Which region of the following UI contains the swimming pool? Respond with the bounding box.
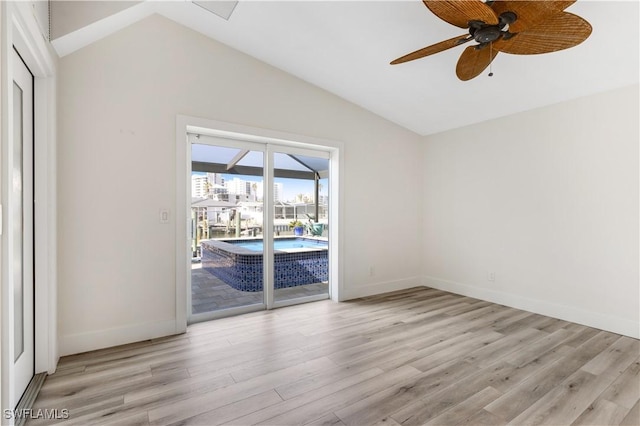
[201,237,328,292]
[229,238,328,251]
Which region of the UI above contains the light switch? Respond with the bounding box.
[160,209,170,224]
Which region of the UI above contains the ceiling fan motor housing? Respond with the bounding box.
[468,10,518,44]
[499,11,517,27]
[473,26,502,43]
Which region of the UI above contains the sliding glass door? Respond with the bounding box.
[188,135,330,322]
[271,149,330,306]
[190,138,266,320]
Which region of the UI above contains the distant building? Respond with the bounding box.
[194,174,286,203]
[192,173,226,198]
[226,177,248,195]
[191,175,208,198]
[274,183,283,203]
[207,172,224,187]
[294,193,314,204]
[255,182,283,203]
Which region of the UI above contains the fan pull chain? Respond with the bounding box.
[488,42,494,77]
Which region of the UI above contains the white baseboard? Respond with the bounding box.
[60,319,179,356]
[342,276,424,301]
[424,276,639,339]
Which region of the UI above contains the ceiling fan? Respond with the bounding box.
[391,0,592,81]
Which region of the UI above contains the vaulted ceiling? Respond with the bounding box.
[52,1,639,136]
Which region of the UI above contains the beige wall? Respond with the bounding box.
[51,1,141,40]
[57,15,424,355]
[422,85,639,337]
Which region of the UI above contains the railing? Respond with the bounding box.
[274,224,289,233]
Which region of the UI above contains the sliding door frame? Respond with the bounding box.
[187,136,267,324]
[267,144,331,310]
[175,115,343,330]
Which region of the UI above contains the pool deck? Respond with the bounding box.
[191,263,328,314]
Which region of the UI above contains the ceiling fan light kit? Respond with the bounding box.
[391,0,592,81]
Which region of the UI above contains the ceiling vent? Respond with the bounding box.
[192,1,238,21]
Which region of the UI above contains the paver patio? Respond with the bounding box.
[191,263,328,314]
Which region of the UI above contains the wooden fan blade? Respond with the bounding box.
[391,35,470,64]
[495,12,591,54]
[491,1,575,33]
[423,0,498,28]
[456,45,499,81]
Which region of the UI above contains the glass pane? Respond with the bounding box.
[191,144,242,164]
[13,82,24,361]
[273,155,329,303]
[290,155,330,174]
[273,152,312,172]
[236,151,264,168]
[191,145,265,315]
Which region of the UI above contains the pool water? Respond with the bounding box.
[230,238,327,251]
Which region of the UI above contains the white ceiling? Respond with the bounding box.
[53,1,639,136]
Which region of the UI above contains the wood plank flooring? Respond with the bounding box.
[28,287,639,425]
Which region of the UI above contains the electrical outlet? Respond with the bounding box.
[488,271,495,281]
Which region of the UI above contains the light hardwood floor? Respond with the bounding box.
[28,287,639,425]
